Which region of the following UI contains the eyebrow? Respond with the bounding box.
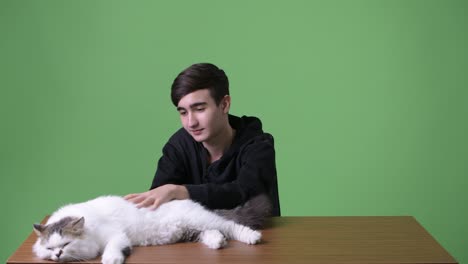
[177,102,207,112]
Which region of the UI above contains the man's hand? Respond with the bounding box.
[124,184,189,210]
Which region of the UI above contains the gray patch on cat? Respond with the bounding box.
[215,193,272,229]
[179,229,201,242]
[121,246,131,257]
[39,216,83,243]
[48,217,77,235]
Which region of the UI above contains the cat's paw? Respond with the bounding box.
[238,228,262,245]
[101,250,125,264]
[200,230,227,249]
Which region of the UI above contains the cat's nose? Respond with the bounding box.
[56,250,63,258]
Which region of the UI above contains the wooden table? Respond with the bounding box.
[7,216,457,264]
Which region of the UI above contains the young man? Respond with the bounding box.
[125,63,280,216]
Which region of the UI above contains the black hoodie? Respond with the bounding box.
[150,114,281,216]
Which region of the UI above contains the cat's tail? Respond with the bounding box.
[215,193,272,229]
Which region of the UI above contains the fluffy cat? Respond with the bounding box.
[32,194,271,264]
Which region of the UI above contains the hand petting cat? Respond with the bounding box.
[124,184,189,210]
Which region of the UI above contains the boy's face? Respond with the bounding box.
[176,89,230,144]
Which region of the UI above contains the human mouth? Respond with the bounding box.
[191,129,204,136]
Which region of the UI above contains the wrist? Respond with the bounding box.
[169,184,189,200]
[179,185,190,200]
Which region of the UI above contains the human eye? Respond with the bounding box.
[195,107,205,112]
[179,110,187,116]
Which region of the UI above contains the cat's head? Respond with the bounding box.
[33,216,100,262]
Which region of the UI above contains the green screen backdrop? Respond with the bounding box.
[1,1,467,263]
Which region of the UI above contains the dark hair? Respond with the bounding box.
[171,63,229,106]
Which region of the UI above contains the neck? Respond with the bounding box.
[203,125,236,164]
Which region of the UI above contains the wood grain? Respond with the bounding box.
[6,216,457,264]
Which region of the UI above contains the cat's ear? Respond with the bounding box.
[68,217,85,235]
[33,224,45,237]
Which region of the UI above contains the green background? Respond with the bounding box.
[1,0,467,263]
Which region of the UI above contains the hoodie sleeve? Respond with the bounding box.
[150,142,187,189]
[184,135,279,213]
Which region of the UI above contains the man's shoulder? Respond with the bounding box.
[233,132,275,165]
[237,132,275,156]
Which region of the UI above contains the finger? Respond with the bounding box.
[137,197,154,208]
[124,194,137,200]
[127,195,146,205]
[148,200,162,211]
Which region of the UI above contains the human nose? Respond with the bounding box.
[187,112,198,128]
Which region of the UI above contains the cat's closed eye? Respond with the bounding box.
[46,242,70,251]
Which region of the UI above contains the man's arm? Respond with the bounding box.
[125,142,189,209]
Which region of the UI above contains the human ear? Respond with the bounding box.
[221,95,231,114]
